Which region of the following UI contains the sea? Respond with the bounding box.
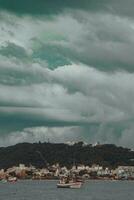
[0,180,134,200]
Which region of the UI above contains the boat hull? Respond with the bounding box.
[8,177,17,182]
[57,182,82,189]
[70,182,82,189]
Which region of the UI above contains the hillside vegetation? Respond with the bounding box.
[0,142,133,169]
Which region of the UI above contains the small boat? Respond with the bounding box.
[57,182,72,188]
[57,182,82,189]
[57,177,82,189]
[8,177,17,182]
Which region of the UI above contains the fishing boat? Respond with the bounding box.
[57,177,82,189]
[57,182,72,188]
[57,181,82,189]
[7,177,17,182]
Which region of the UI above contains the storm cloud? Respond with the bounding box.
[0,1,134,147]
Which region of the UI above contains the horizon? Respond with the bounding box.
[0,1,134,148]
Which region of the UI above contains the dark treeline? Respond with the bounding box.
[0,142,134,169]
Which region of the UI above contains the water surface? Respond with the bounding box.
[0,180,133,200]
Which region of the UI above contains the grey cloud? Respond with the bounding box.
[0,126,87,147]
[30,11,134,72]
[1,123,134,148]
[0,10,134,147]
[52,64,134,120]
[1,11,134,72]
[61,12,134,71]
[0,42,28,59]
[118,126,134,148]
[0,62,134,144]
[0,55,50,85]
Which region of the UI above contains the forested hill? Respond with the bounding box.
[0,142,133,169]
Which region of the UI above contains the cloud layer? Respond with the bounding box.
[0,2,134,147]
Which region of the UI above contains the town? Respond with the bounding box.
[0,141,134,182]
[0,163,134,182]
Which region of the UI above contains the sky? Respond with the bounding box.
[0,0,134,147]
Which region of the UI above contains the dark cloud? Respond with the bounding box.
[0,0,104,15]
[0,42,28,59]
[0,0,99,15]
[0,0,134,18]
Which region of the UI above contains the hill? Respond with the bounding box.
[0,142,133,169]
